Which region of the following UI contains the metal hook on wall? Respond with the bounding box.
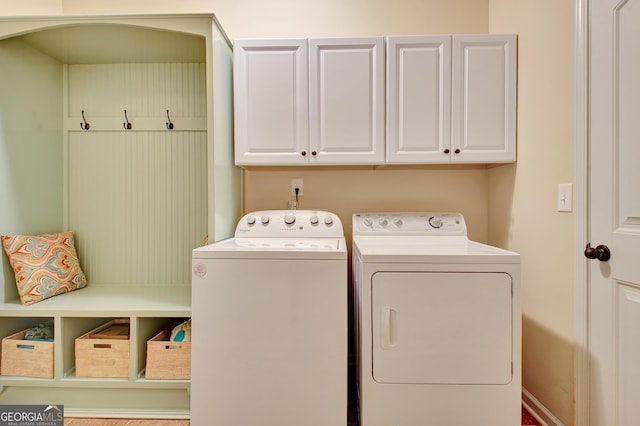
[123,110,132,130]
[166,110,174,130]
[80,110,90,130]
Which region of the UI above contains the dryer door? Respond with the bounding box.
[371,271,512,385]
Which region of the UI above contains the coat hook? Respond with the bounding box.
[80,110,90,130]
[166,110,174,130]
[123,110,132,130]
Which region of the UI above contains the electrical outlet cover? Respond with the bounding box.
[291,179,303,196]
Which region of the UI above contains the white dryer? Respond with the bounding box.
[352,212,521,426]
[191,210,347,426]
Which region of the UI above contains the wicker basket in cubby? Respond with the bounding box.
[145,321,191,380]
[1,328,54,378]
[75,319,130,378]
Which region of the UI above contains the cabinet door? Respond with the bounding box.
[386,36,451,164]
[451,34,516,163]
[234,39,309,165]
[309,37,385,164]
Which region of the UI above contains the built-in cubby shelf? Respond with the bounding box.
[0,290,193,416]
[0,13,240,417]
[0,303,190,381]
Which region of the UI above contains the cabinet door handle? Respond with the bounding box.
[311,151,317,156]
[444,149,450,154]
[454,149,461,154]
[301,151,307,156]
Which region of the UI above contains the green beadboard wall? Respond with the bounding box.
[64,63,209,287]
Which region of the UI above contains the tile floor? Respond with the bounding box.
[522,405,543,425]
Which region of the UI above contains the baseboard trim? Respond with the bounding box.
[64,408,190,419]
[522,388,565,426]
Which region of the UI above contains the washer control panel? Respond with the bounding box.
[236,210,343,238]
[353,212,467,236]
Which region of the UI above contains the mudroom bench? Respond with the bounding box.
[0,13,240,418]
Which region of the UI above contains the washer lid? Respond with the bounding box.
[192,237,347,260]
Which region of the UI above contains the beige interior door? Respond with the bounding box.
[588,0,640,424]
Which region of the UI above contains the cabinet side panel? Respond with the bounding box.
[0,38,63,303]
[210,29,241,241]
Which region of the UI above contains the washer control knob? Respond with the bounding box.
[284,213,296,225]
[324,215,334,225]
[310,215,319,225]
[246,215,256,225]
[261,215,270,225]
[429,216,443,228]
[363,217,373,227]
[393,218,403,227]
[379,218,389,227]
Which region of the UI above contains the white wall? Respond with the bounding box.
[488,0,576,424]
[0,0,61,15]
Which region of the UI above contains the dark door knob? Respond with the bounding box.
[584,243,611,261]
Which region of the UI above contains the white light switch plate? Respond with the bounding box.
[557,183,572,212]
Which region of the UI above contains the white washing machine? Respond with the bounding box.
[191,210,347,426]
[352,212,521,426]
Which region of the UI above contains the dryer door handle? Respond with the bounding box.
[380,306,396,349]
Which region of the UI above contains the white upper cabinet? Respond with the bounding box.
[234,39,309,165]
[308,38,385,164]
[234,37,384,166]
[451,34,517,163]
[386,34,517,164]
[235,34,516,166]
[386,36,452,163]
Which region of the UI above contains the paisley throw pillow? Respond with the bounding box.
[1,231,87,305]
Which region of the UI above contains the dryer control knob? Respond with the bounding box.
[324,215,334,225]
[246,215,256,225]
[379,218,389,227]
[393,218,403,227]
[363,217,373,227]
[284,213,296,225]
[261,215,270,225]
[310,215,319,225]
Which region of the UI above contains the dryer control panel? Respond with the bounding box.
[353,212,467,236]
